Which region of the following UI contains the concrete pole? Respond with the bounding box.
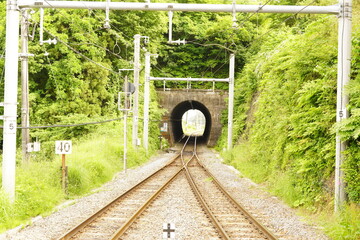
[168,11,173,43]
[132,34,141,147]
[39,8,44,45]
[227,54,235,150]
[143,52,150,151]
[21,9,30,164]
[123,75,128,173]
[335,0,352,212]
[2,0,20,202]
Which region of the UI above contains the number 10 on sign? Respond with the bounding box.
[55,141,72,154]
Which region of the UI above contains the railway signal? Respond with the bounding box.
[119,74,134,173]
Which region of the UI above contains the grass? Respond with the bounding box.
[0,161,63,232]
[221,144,360,240]
[0,121,155,233]
[319,204,360,240]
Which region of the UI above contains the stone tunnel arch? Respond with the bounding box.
[157,89,228,147]
[171,100,211,144]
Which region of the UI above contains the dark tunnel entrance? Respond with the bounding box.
[171,100,211,144]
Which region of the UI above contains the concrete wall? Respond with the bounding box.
[156,89,228,147]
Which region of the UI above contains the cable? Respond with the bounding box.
[69,42,123,59]
[42,0,130,61]
[0,117,125,129]
[181,0,274,55]
[43,28,119,75]
[0,115,167,129]
[212,56,230,76]
[44,52,63,100]
[236,0,274,30]
[248,0,319,47]
[200,48,223,77]
[185,41,236,53]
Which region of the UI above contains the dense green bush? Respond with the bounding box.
[219,2,360,239]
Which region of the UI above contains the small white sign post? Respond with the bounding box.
[55,140,72,193]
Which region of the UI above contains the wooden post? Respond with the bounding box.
[61,154,67,194]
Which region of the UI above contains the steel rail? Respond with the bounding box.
[180,135,193,166]
[109,167,183,240]
[57,152,181,240]
[193,151,278,240]
[183,137,231,240]
[109,136,193,240]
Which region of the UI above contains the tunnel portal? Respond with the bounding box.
[157,89,228,147]
[171,101,211,144]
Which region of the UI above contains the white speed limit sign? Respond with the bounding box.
[55,140,72,154]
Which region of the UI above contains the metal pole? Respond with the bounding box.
[227,54,235,150]
[104,0,110,28]
[143,52,150,151]
[2,0,20,202]
[149,77,229,82]
[132,34,141,147]
[21,9,30,164]
[335,0,352,212]
[124,112,127,172]
[168,11,173,43]
[123,75,128,172]
[18,1,339,15]
[39,8,44,45]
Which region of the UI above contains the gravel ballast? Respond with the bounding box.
[0,147,329,240]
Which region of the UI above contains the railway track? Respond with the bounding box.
[58,136,278,240]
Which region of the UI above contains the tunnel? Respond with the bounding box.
[170,100,212,144]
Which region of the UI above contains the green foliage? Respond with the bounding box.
[0,162,62,231]
[221,15,339,207]
[0,122,155,232]
[321,204,360,240]
[154,7,255,90]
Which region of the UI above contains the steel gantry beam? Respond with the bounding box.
[3,0,351,213]
[149,77,229,82]
[18,1,339,14]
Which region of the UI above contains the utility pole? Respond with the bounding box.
[132,34,141,147]
[143,52,150,151]
[227,54,235,150]
[20,9,31,164]
[335,0,352,212]
[123,75,129,173]
[2,0,20,202]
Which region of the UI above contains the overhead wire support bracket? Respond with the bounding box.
[104,0,111,29]
[39,7,57,45]
[168,10,186,45]
[232,0,237,28]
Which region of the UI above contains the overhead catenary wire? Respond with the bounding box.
[0,117,124,129]
[246,0,319,47]
[69,42,123,60]
[43,28,119,75]
[35,6,128,70]
[0,114,165,129]
[41,0,131,62]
